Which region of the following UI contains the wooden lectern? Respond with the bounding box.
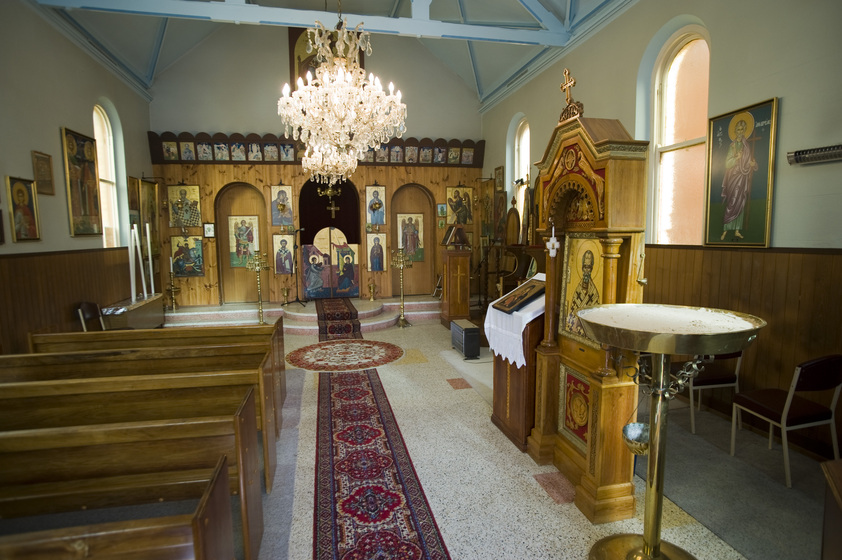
[527,69,649,524]
[440,226,472,327]
[490,313,544,450]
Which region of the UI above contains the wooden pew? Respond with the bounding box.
[0,344,277,491]
[27,319,286,434]
[0,389,262,560]
[0,455,235,560]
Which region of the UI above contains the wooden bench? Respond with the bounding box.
[0,344,277,491]
[0,455,235,560]
[0,389,262,560]
[27,319,287,424]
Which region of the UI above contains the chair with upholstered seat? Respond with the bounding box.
[76,301,107,332]
[680,351,743,434]
[730,354,842,488]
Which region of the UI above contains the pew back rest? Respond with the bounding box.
[0,455,235,560]
[0,343,270,381]
[0,389,262,560]
[28,321,279,353]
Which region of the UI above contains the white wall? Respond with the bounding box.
[149,25,482,141]
[0,0,152,254]
[481,0,842,249]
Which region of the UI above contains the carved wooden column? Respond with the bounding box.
[594,237,624,381]
[599,238,623,305]
[529,239,561,465]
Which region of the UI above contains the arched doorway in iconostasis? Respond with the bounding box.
[297,179,361,299]
[215,182,266,303]
[390,183,435,295]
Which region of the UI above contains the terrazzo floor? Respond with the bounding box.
[260,320,808,560]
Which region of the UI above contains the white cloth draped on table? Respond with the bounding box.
[484,273,546,368]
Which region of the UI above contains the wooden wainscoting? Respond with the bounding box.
[644,244,842,458]
[0,248,131,355]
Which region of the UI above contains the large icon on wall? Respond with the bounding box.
[704,98,778,247]
[229,215,258,268]
[367,233,386,272]
[366,185,386,226]
[6,176,40,242]
[271,185,294,227]
[446,186,472,225]
[273,233,294,275]
[167,184,201,228]
[170,235,204,277]
[61,127,101,236]
[397,213,424,262]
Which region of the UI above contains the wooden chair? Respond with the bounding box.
[730,354,842,487]
[77,301,106,331]
[673,352,743,434]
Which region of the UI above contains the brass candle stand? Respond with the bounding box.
[166,271,180,311]
[391,248,413,328]
[246,252,270,325]
[368,278,376,301]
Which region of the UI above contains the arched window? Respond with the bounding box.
[651,34,709,244]
[514,118,531,214]
[93,105,118,247]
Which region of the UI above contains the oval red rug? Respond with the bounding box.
[286,340,404,371]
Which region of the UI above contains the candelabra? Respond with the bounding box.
[368,277,377,302]
[246,253,270,325]
[166,271,180,311]
[391,248,413,328]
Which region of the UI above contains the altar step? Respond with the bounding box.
[163,295,442,335]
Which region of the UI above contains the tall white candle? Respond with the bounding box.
[133,225,147,298]
[128,235,136,303]
[552,226,555,238]
[170,256,174,274]
[145,223,155,294]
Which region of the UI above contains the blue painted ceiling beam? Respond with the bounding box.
[35,0,572,46]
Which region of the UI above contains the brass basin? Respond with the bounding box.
[577,303,766,355]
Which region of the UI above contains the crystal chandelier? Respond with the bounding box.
[278,8,407,186]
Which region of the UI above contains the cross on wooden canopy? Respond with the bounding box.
[561,68,576,104]
[559,67,584,121]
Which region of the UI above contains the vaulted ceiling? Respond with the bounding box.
[31,0,636,108]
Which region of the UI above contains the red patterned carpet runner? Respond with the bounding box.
[315,369,451,560]
[316,298,363,341]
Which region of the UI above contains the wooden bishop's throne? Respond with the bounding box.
[528,70,648,524]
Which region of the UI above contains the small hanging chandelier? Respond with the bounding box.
[278,3,407,186]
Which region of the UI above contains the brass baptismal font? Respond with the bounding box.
[578,303,766,560]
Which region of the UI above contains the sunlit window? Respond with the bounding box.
[653,37,709,244]
[514,118,530,223]
[93,105,118,247]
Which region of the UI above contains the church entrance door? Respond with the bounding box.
[215,182,266,304]
[391,183,434,295]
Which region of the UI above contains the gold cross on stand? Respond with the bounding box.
[246,252,271,324]
[391,248,413,328]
